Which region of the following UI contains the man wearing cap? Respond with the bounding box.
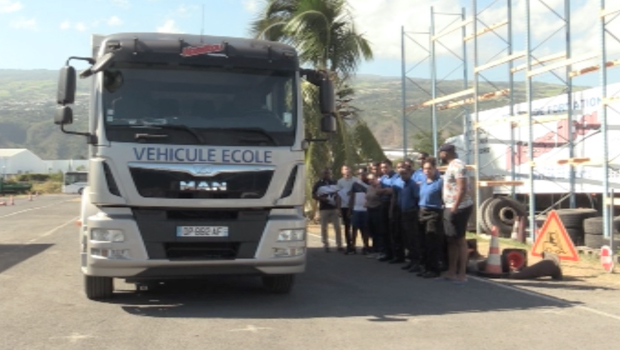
[439,143,473,284]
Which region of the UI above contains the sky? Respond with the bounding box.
[0,0,615,83]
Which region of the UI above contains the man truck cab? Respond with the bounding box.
[55,33,335,300]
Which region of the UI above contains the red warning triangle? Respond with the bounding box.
[531,210,579,261]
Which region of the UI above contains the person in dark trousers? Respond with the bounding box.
[439,144,474,284]
[337,165,357,253]
[388,162,407,264]
[364,172,385,258]
[312,168,343,252]
[377,159,400,262]
[393,162,421,271]
[346,168,371,255]
[417,157,444,278]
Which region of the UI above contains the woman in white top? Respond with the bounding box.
[346,168,371,255]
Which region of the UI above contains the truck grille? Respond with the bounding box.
[129,167,274,199]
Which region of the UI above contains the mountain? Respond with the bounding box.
[0,69,581,159]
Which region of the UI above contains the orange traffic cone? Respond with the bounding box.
[9,195,14,205]
[478,226,507,278]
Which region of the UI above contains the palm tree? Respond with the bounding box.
[250,0,385,218]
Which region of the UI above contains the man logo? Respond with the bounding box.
[180,181,227,191]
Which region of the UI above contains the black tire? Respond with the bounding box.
[478,197,496,234]
[262,274,295,294]
[78,188,84,195]
[566,227,585,246]
[584,216,620,235]
[486,197,523,237]
[584,233,620,249]
[556,209,597,228]
[85,275,114,300]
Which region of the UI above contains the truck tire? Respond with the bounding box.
[556,209,597,228]
[584,233,620,249]
[78,188,84,195]
[262,274,295,294]
[486,197,524,237]
[478,197,496,234]
[85,275,114,300]
[583,217,620,235]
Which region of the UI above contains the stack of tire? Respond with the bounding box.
[555,209,598,246]
[583,216,620,249]
[479,196,527,238]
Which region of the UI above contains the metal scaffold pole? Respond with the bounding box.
[401,25,408,160]
[472,0,481,234]
[462,7,471,166]
[526,0,536,241]
[430,7,438,157]
[565,0,576,208]
[508,0,516,198]
[600,0,611,239]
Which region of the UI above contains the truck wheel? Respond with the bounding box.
[262,274,295,294]
[78,188,84,195]
[85,275,114,300]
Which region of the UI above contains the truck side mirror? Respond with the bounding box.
[57,66,76,105]
[319,79,335,114]
[55,106,74,125]
[320,114,336,133]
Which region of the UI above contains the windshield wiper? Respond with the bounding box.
[204,127,279,146]
[109,124,206,144]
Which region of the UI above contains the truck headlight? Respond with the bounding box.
[277,229,305,242]
[91,228,125,242]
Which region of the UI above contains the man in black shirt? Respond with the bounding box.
[312,168,343,252]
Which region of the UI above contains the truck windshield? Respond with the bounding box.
[101,65,297,146]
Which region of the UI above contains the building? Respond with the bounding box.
[0,149,48,176]
[0,148,88,177]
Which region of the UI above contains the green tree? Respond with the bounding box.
[250,0,385,218]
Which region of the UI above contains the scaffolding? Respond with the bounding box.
[400,0,619,241]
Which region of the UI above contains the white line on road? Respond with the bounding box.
[0,199,75,219]
[25,216,79,245]
[309,232,620,322]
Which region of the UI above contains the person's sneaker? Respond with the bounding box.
[361,248,370,255]
[401,263,414,270]
[366,253,379,259]
[388,258,406,264]
[345,248,356,255]
[422,271,440,279]
[377,255,393,262]
[408,264,423,273]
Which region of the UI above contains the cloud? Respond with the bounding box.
[75,22,87,31]
[110,0,130,9]
[10,17,36,31]
[0,0,22,13]
[157,19,182,33]
[243,0,259,14]
[107,15,123,26]
[60,20,71,30]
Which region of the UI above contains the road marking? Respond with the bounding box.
[469,276,620,322]
[0,199,75,219]
[51,333,95,343]
[25,217,79,245]
[229,325,272,333]
[311,232,620,322]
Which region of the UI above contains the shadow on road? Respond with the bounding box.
[0,244,53,274]
[106,247,579,320]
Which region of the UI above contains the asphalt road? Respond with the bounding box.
[1,195,619,350]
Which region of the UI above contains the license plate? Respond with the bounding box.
[176,226,229,237]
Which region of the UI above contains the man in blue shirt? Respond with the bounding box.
[418,157,444,278]
[412,152,429,184]
[376,159,400,262]
[394,162,421,272]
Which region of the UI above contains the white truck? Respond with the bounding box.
[54,33,336,300]
[448,83,620,237]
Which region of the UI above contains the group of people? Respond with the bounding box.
[312,144,474,283]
